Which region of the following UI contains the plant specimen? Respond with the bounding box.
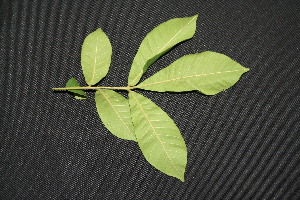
[53,15,249,181]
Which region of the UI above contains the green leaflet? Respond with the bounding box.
[81,28,112,86]
[66,78,87,99]
[129,91,187,181]
[137,51,250,95]
[128,15,198,86]
[95,89,136,141]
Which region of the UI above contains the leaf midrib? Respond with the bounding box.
[130,15,197,85]
[90,35,99,85]
[131,92,180,177]
[138,69,247,88]
[99,90,134,139]
[157,15,197,54]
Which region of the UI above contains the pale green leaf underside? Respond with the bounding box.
[128,15,198,86]
[66,78,87,99]
[129,91,187,181]
[138,51,250,95]
[95,89,136,141]
[81,28,112,86]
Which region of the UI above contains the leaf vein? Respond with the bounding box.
[99,90,133,138]
[138,69,247,88]
[157,15,197,54]
[131,92,180,177]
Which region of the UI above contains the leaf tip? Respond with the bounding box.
[178,174,185,182]
[96,28,103,32]
[192,14,198,20]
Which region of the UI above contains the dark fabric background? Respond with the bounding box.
[1,0,299,199]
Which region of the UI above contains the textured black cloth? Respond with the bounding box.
[1,0,300,199]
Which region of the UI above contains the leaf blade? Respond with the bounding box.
[128,15,198,86]
[81,28,112,85]
[137,51,250,95]
[129,91,187,181]
[95,89,136,141]
[66,78,87,99]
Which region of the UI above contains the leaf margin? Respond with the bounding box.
[128,91,187,181]
[65,77,87,100]
[81,28,112,86]
[95,89,136,141]
[128,14,198,86]
[137,51,250,95]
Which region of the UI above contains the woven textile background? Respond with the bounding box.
[1,0,299,199]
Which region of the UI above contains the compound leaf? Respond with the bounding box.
[128,15,198,86]
[137,51,250,95]
[95,89,136,141]
[81,28,112,86]
[66,78,87,99]
[129,91,187,181]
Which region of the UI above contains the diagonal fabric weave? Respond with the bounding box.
[1,0,300,199]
